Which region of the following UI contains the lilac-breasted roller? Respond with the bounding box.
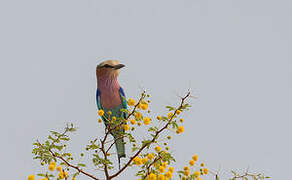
[96,60,127,167]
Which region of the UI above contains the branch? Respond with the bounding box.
[37,142,100,180]
[144,155,162,179]
[100,124,112,179]
[110,91,191,179]
[126,90,146,120]
[106,135,127,154]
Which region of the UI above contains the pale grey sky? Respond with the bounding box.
[0,0,291,179]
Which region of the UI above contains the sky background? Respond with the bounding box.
[0,0,291,179]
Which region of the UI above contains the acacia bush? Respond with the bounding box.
[29,91,269,180]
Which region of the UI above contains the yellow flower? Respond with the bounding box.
[72,178,76,180]
[200,163,205,167]
[184,166,189,171]
[137,103,142,109]
[48,164,55,171]
[28,174,35,180]
[192,154,198,161]
[98,118,102,123]
[112,116,116,121]
[142,157,148,164]
[158,174,165,180]
[127,98,136,106]
[168,167,174,173]
[133,156,143,166]
[182,176,187,180]
[167,136,171,140]
[189,160,195,166]
[123,124,130,131]
[148,173,156,180]
[64,171,68,178]
[130,119,136,125]
[56,165,62,172]
[197,177,202,180]
[180,118,184,123]
[159,166,165,173]
[165,171,172,178]
[143,117,151,125]
[167,112,173,119]
[176,110,181,115]
[184,170,190,176]
[157,116,161,120]
[98,110,104,116]
[176,126,184,134]
[135,112,142,119]
[141,103,148,110]
[194,171,200,177]
[59,171,64,179]
[147,153,154,160]
[155,146,161,152]
[162,161,168,168]
[137,122,142,126]
[203,168,208,174]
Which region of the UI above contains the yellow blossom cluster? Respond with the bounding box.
[98,109,104,116]
[28,174,35,180]
[155,146,161,152]
[29,162,72,180]
[146,165,174,180]
[48,161,56,171]
[130,119,136,125]
[127,98,136,106]
[167,112,173,119]
[123,124,130,131]
[58,170,68,179]
[147,153,154,160]
[136,100,149,110]
[180,155,208,180]
[176,126,184,134]
[143,117,151,125]
[135,112,142,119]
[133,156,143,166]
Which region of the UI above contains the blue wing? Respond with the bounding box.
[96,88,102,110]
[119,87,128,119]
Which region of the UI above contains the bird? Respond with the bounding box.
[96,60,127,169]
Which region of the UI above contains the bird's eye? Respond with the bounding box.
[103,64,114,68]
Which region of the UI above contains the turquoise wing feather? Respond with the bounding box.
[96,88,127,168]
[119,87,128,119]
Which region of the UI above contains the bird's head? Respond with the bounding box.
[96,60,125,78]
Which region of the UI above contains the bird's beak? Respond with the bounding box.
[114,64,125,69]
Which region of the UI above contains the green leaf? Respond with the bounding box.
[165,106,175,111]
[77,163,86,167]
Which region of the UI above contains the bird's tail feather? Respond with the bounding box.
[113,135,125,169]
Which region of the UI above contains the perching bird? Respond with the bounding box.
[96,60,127,168]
